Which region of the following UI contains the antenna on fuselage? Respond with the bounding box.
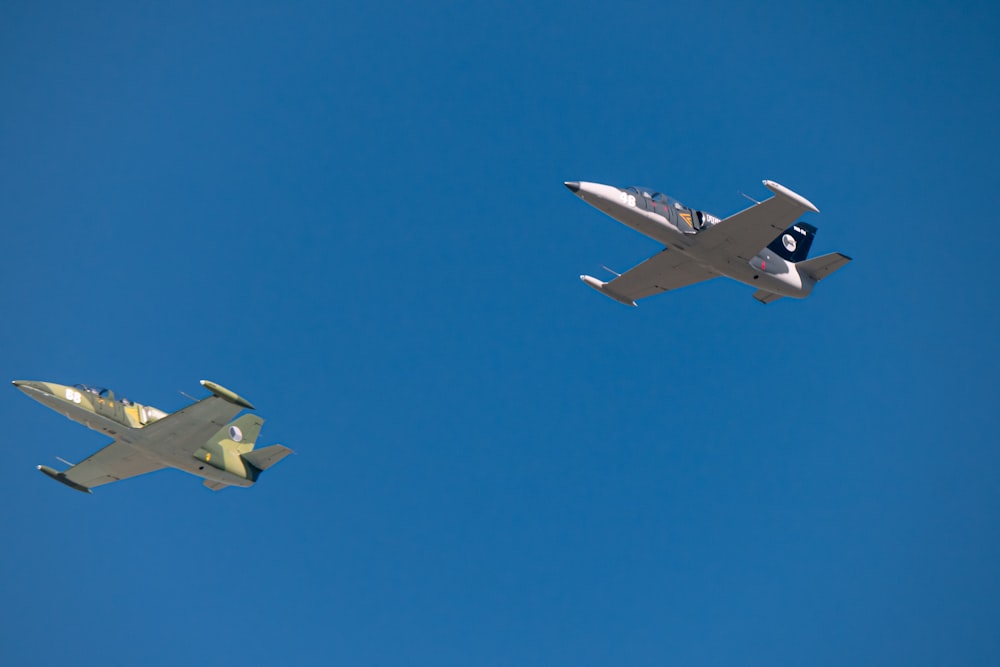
[739,191,761,205]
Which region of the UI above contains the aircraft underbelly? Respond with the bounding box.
[597,212,811,298]
[167,454,254,487]
[121,436,253,487]
[717,260,808,297]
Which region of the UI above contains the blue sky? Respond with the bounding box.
[1,1,997,664]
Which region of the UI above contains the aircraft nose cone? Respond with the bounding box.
[12,380,50,395]
[564,181,580,193]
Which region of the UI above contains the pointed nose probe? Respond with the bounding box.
[564,181,580,193]
[11,380,50,395]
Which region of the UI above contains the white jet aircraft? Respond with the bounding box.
[565,180,851,305]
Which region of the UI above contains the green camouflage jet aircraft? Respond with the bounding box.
[12,379,292,493]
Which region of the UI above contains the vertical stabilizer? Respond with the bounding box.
[767,222,816,263]
[207,414,264,454]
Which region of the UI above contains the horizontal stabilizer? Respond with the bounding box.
[797,252,852,282]
[753,290,784,304]
[580,275,637,307]
[242,444,293,472]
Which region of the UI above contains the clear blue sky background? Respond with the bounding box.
[2,1,997,664]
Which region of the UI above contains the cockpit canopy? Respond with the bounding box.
[74,384,108,396]
[73,384,130,404]
[628,187,684,209]
[621,186,720,232]
[625,186,658,198]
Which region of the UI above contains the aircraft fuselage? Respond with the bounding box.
[13,381,256,488]
[569,181,813,298]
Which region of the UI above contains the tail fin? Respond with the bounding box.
[207,414,264,454]
[767,222,816,263]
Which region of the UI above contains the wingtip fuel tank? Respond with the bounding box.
[199,380,255,410]
[37,465,92,494]
[580,274,638,307]
[762,180,819,213]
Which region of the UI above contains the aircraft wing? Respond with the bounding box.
[694,181,819,261]
[584,248,719,305]
[57,441,166,490]
[135,395,244,456]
